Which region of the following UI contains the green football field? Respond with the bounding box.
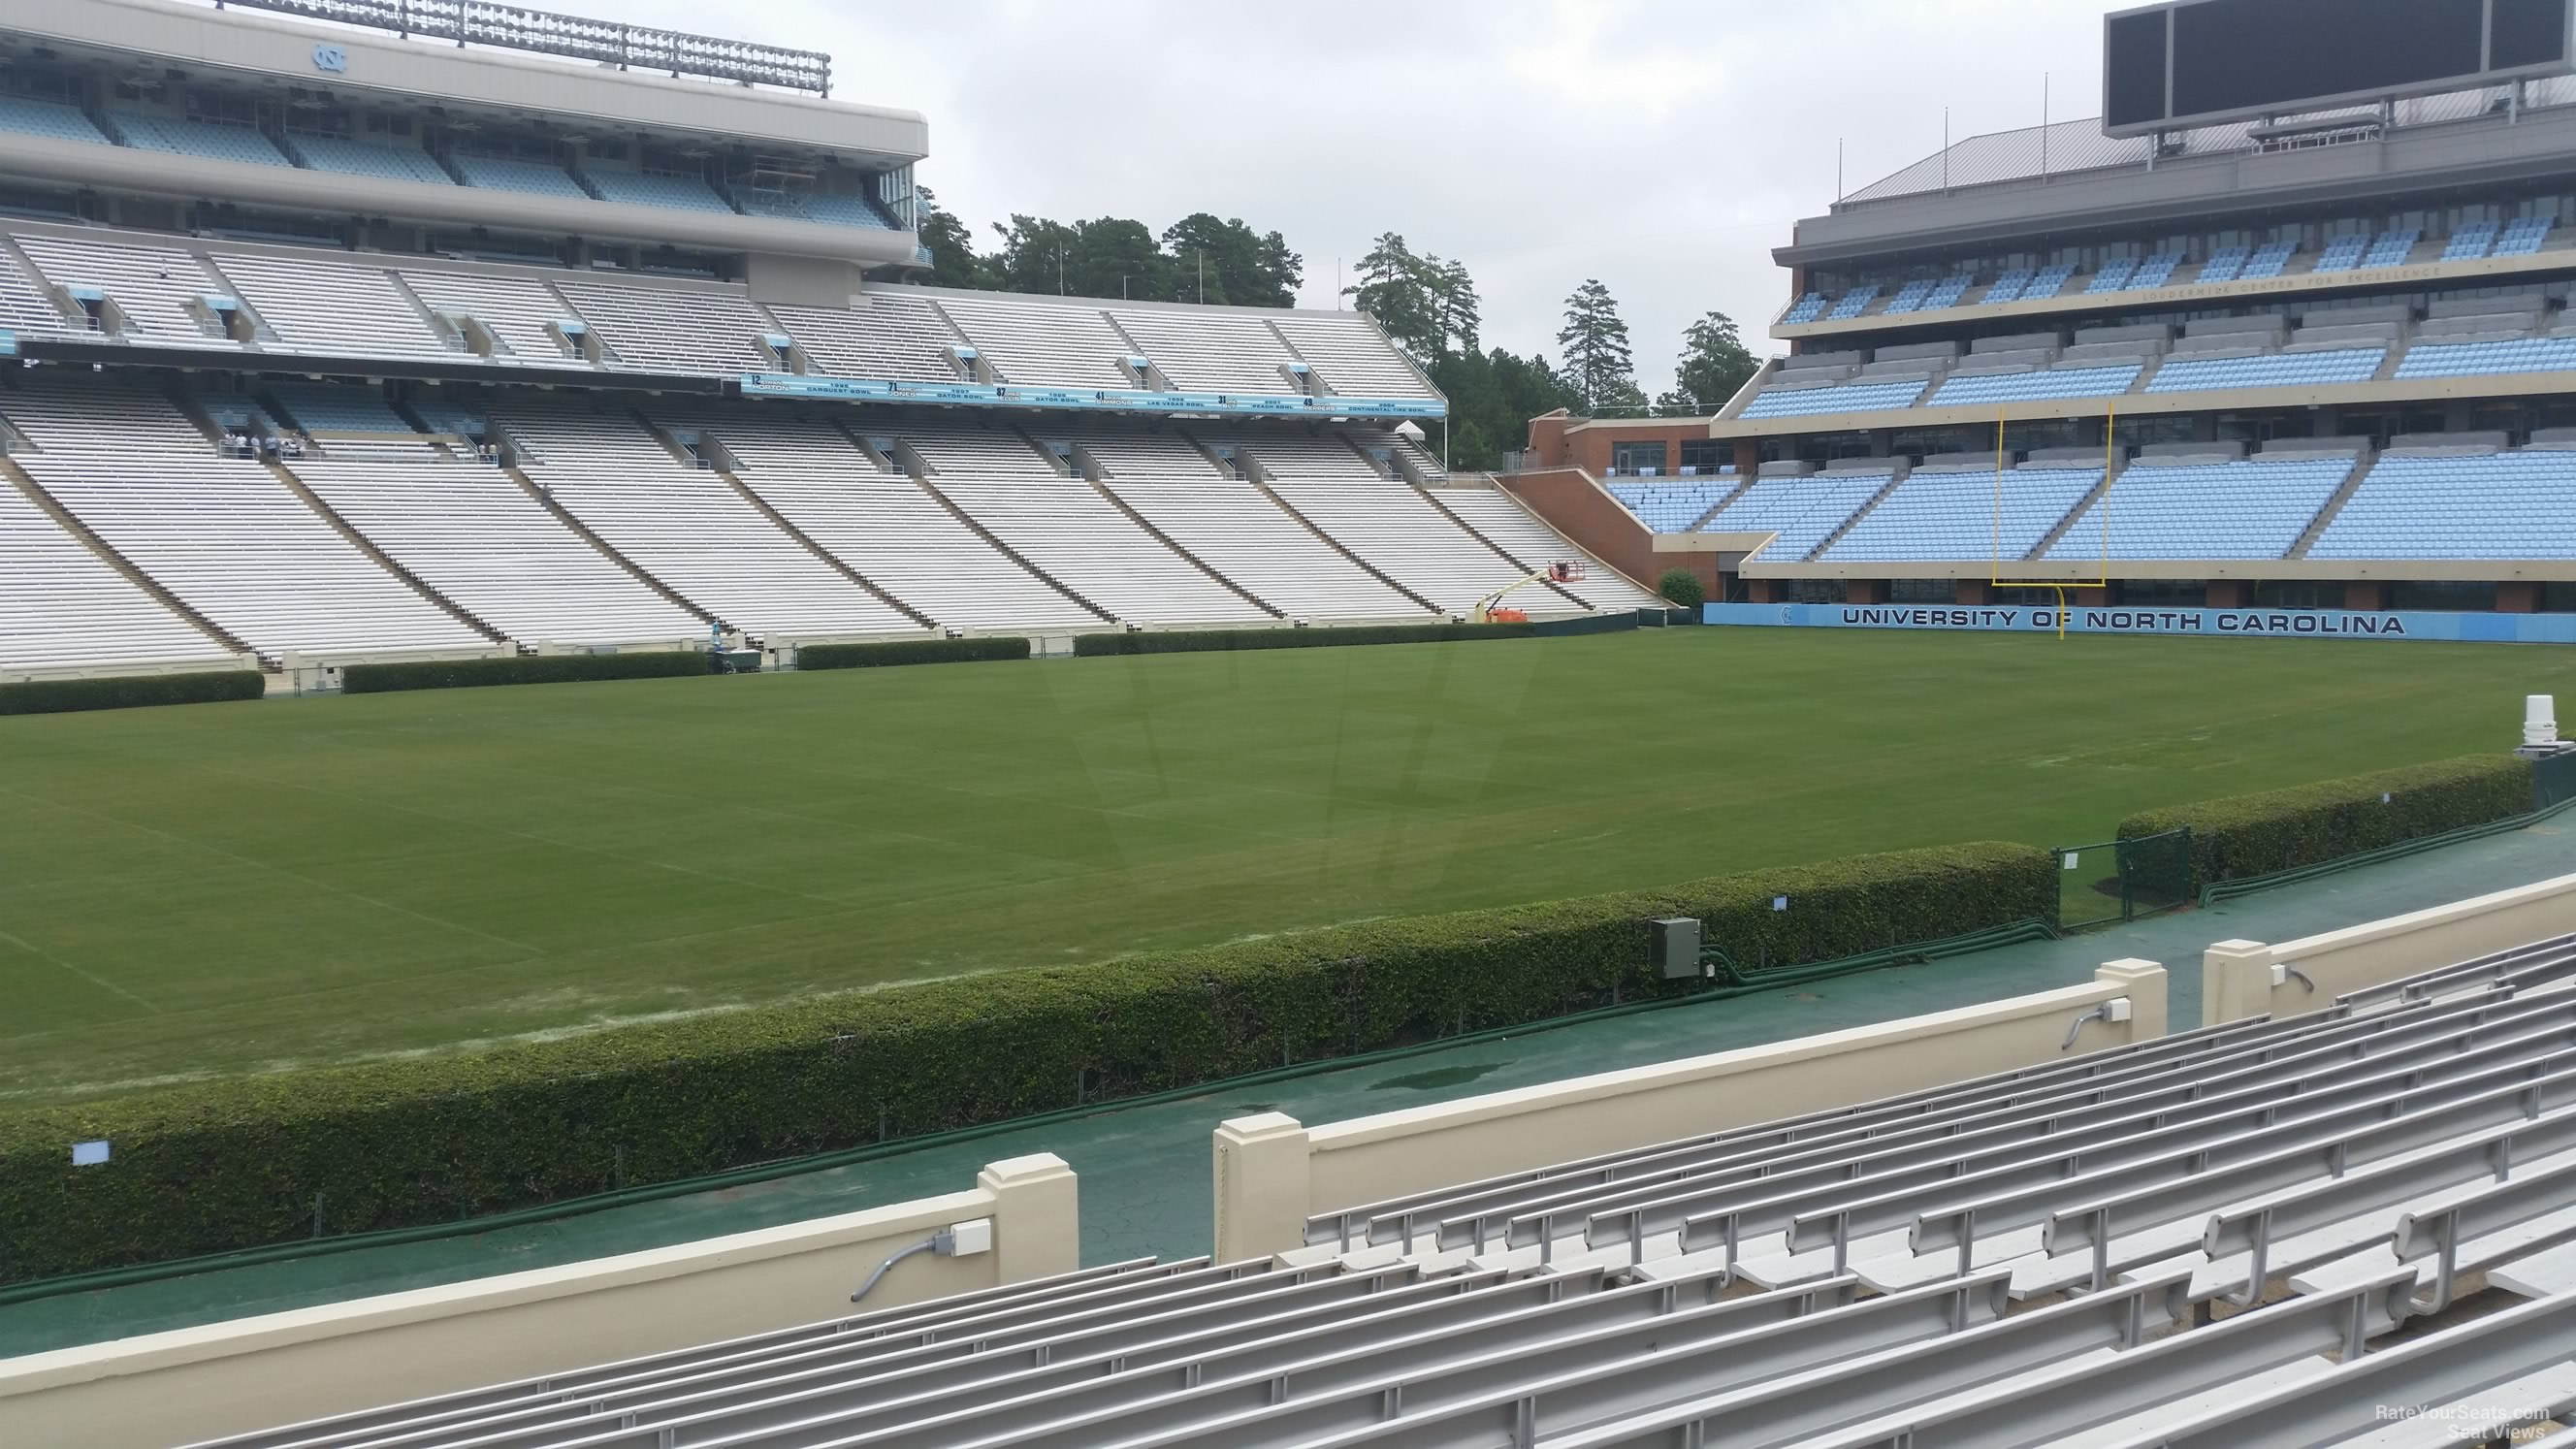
[3,628,2567,1106]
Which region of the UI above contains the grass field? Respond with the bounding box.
[3,628,2568,1106]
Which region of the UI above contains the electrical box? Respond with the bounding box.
[1649,918,1702,980]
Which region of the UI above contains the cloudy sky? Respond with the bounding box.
[587,0,2136,395]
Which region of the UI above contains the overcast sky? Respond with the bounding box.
[584,0,2138,396]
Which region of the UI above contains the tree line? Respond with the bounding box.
[914,194,1759,469]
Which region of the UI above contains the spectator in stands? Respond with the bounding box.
[282,436,304,460]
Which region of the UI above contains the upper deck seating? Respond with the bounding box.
[733,190,896,229]
[399,269,589,367]
[292,455,703,646]
[0,246,64,334]
[212,252,453,358]
[2310,449,2576,560]
[1880,278,1937,314]
[932,295,1135,390]
[1081,432,1425,622]
[1109,308,1307,395]
[1737,377,1930,419]
[2045,454,2353,561]
[2496,215,2555,256]
[1609,478,1737,532]
[552,278,777,373]
[1783,291,1827,323]
[0,95,110,145]
[2239,240,2298,278]
[286,135,453,187]
[1824,285,1879,320]
[106,113,288,167]
[1695,467,1889,562]
[0,384,487,659]
[263,384,415,435]
[2442,222,2499,262]
[2145,346,2386,393]
[692,408,1098,631]
[15,235,238,344]
[1823,466,2098,562]
[583,170,732,214]
[2395,336,2576,380]
[0,482,237,673]
[766,293,967,383]
[499,402,917,638]
[450,154,589,201]
[1927,364,2140,406]
[1269,314,1439,399]
[902,423,1267,626]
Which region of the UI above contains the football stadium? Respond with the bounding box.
[10,0,2576,1443]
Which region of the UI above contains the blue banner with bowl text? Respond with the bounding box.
[1701,601,2576,643]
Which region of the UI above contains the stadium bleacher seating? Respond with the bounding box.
[16,234,240,344]
[1235,434,1569,615]
[765,293,970,383]
[1823,284,1879,320]
[262,384,416,435]
[2442,221,2499,261]
[1108,307,1306,395]
[105,112,289,167]
[2124,250,2182,288]
[1436,487,1664,610]
[733,189,896,229]
[2396,335,2576,379]
[690,410,1094,632]
[0,247,65,335]
[1608,477,1738,532]
[450,153,590,200]
[551,277,777,373]
[935,293,1139,390]
[1738,377,1929,419]
[1081,432,1429,621]
[0,483,239,673]
[405,399,489,438]
[397,268,591,368]
[291,454,706,646]
[0,94,111,145]
[1879,277,1937,314]
[1,383,490,660]
[2239,239,2299,278]
[499,401,919,638]
[1825,466,2099,562]
[2144,345,2386,392]
[285,135,455,187]
[212,251,457,358]
[1782,291,1828,323]
[2046,454,2356,561]
[1700,467,1890,561]
[2194,244,2249,283]
[2310,448,2576,560]
[1270,314,1441,400]
[582,169,733,214]
[1918,273,1975,309]
[2309,232,2371,274]
[901,422,1271,625]
[2496,214,2555,255]
[1928,363,2140,406]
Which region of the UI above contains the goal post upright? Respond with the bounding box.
[1988,401,2117,637]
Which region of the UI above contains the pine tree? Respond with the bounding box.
[1556,278,1635,414]
[1671,309,1760,414]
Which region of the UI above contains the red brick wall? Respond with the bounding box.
[1500,467,1718,597]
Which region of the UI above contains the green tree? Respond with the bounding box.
[914,186,982,289]
[1425,343,1584,471]
[1670,308,1760,414]
[1161,213,1303,307]
[1556,278,1635,414]
[1344,232,1446,357]
[1657,568,1706,609]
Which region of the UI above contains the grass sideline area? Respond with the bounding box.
[3,628,2569,1107]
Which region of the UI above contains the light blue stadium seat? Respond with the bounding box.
[2016,263,2076,301]
[2312,451,2576,560]
[1928,365,2140,407]
[2359,229,2419,269]
[1881,279,1937,315]
[2145,347,2385,393]
[1607,478,1740,533]
[2394,337,2576,380]
[2122,253,2184,290]
[1738,378,1931,419]
[2442,223,2499,262]
[289,135,453,187]
[733,190,896,230]
[0,95,110,145]
[1824,467,2100,563]
[408,401,489,437]
[2085,258,2138,294]
[200,396,285,433]
[1825,285,1880,321]
[2044,457,2352,562]
[109,112,289,167]
[2239,241,2298,278]
[2496,216,2556,257]
[2309,234,2370,274]
[1919,274,1975,309]
[265,384,415,434]
[1782,292,1828,324]
[1983,269,2033,304]
[2195,246,2249,284]
[1703,469,1895,560]
[585,170,733,214]
[452,153,590,200]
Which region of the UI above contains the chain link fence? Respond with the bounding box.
[2053,827,2194,929]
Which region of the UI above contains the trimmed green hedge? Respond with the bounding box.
[1658,568,1706,610]
[0,670,265,716]
[1075,623,1537,656]
[341,653,710,693]
[798,637,1030,669]
[0,840,2051,1283]
[2117,754,2534,890]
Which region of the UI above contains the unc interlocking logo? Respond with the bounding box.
[312,44,347,73]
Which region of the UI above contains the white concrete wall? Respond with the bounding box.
[0,1153,1076,1449]
[1214,961,2166,1261]
[2202,868,2576,1024]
